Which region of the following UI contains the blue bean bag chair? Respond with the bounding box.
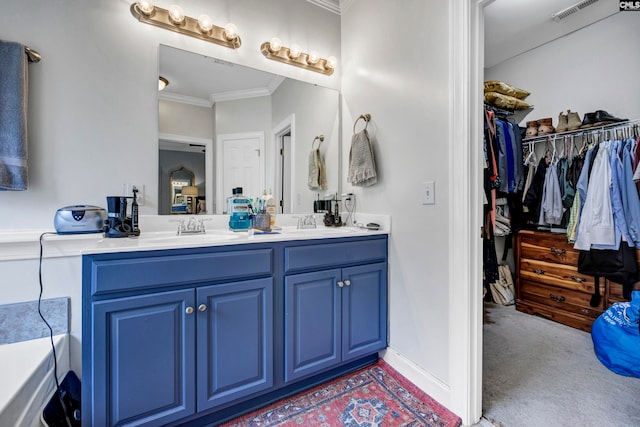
[591,290,640,377]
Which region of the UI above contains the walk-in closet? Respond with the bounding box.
[480,2,640,426]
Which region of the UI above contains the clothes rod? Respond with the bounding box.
[25,46,41,63]
[522,118,640,144]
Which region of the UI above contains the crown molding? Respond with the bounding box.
[340,0,355,13]
[306,0,341,15]
[209,76,286,103]
[159,91,212,108]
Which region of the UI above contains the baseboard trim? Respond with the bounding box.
[381,347,451,409]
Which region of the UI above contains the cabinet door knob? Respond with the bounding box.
[185,306,194,315]
[337,281,344,288]
[198,304,207,312]
[344,280,351,286]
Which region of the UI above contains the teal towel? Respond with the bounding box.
[0,40,28,190]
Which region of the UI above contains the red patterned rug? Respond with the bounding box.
[221,359,461,427]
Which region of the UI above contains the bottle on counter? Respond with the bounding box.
[263,189,277,227]
[228,187,252,231]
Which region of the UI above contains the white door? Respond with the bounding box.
[216,132,265,213]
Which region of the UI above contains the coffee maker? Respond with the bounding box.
[105,190,140,238]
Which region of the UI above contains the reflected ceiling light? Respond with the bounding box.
[260,39,336,76]
[130,2,241,49]
[158,76,169,91]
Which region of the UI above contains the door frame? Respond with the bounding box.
[159,133,213,215]
[216,132,265,214]
[448,0,491,425]
[271,114,296,214]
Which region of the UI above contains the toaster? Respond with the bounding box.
[54,205,107,234]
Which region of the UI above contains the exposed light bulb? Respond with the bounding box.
[269,37,282,53]
[325,56,337,70]
[137,0,155,16]
[307,50,320,65]
[288,44,301,59]
[224,23,238,40]
[158,76,169,91]
[197,14,213,32]
[168,4,185,24]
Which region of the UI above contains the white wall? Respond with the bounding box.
[485,12,640,126]
[0,0,340,228]
[0,0,340,377]
[271,79,340,213]
[159,99,214,139]
[341,0,452,390]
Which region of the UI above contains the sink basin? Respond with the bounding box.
[279,226,360,236]
[135,231,241,246]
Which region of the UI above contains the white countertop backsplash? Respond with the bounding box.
[0,214,390,261]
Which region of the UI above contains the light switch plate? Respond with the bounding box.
[422,181,435,205]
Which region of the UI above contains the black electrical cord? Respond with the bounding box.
[38,232,73,427]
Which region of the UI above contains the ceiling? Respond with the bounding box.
[483,0,619,68]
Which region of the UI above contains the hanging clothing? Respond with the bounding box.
[538,162,564,226]
[574,142,615,250]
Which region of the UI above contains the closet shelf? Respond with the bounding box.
[522,118,639,144]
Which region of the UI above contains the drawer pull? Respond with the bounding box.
[571,275,586,283]
[185,306,194,315]
[533,268,545,275]
[550,294,566,303]
[198,304,207,312]
[550,247,567,256]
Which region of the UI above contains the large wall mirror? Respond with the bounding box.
[158,44,340,215]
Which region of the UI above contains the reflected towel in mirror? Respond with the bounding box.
[308,148,328,191]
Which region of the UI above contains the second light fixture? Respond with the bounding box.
[261,37,336,76]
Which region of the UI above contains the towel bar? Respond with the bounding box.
[25,46,41,63]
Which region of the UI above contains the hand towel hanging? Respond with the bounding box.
[308,135,327,191]
[348,115,377,187]
[0,40,30,190]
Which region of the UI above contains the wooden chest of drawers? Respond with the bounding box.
[515,230,604,332]
[515,230,640,332]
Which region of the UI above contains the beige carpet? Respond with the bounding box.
[482,303,640,427]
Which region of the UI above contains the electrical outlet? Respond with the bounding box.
[422,181,435,205]
[123,184,145,206]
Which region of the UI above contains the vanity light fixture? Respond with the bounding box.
[130,1,241,49]
[158,76,169,91]
[260,38,336,76]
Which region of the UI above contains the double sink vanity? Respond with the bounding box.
[81,216,389,426]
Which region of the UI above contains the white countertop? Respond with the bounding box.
[0,214,390,260]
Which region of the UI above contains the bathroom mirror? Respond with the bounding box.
[158,44,340,215]
[169,167,195,214]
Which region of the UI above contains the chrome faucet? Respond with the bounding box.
[176,217,208,235]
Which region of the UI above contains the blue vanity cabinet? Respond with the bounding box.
[91,289,196,426]
[83,246,274,427]
[283,237,388,382]
[196,278,273,412]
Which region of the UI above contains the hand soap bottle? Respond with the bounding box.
[263,189,277,228]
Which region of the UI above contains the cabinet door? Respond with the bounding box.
[341,262,388,362]
[91,289,195,427]
[284,269,341,382]
[197,278,273,411]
